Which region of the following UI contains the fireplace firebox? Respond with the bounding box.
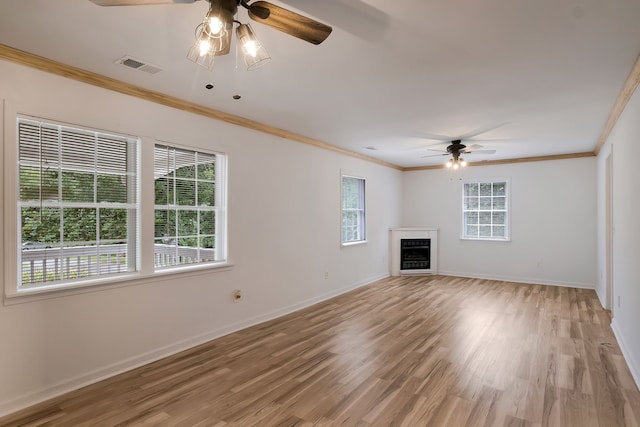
[389,228,438,276]
[400,238,430,270]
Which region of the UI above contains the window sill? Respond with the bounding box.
[341,240,368,247]
[460,237,511,242]
[3,262,234,306]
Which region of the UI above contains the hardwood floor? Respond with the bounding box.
[2,276,639,426]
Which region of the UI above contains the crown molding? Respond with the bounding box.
[0,44,402,171]
[595,54,640,155]
[402,151,596,172]
[0,44,628,171]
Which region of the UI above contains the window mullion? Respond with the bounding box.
[137,138,155,276]
[57,125,64,251]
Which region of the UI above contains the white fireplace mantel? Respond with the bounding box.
[389,227,438,276]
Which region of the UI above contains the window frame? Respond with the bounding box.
[341,174,367,246]
[461,178,510,242]
[4,114,229,300]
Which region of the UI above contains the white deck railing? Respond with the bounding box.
[153,244,215,268]
[21,244,216,286]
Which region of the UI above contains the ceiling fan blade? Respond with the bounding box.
[248,1,332,45]
[276,0,389,41]
[413,132,453,142]
[413,123,509,142]
[464,149,496,155]
[465,144,484,151]
[421,153,449,158]
[457,123,508,140]
[89,0,197,5]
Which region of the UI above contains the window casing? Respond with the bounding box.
[9,116,228,297]
[462,179,509,241]
[341,175,366,244]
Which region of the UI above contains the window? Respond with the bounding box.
[17,118,138,289]
[462,179,509,240]
[154,145,226,268]
[11,116,228,296]
[341,175,366,244]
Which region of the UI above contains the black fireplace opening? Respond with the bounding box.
[400,238,431,270]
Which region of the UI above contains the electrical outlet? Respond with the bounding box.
[324,271,329,280]
[233,290,242,303]
[618,295,621,308]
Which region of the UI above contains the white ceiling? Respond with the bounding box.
[1,0,639,168]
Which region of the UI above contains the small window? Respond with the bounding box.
[17,118,139,289]
[341,175,366,244]
[462,179,509,240]
[154,144,226,269]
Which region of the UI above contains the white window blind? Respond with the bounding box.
[154,144,224,268]
[18,118,139,289]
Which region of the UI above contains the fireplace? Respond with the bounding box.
[390,228,438,275]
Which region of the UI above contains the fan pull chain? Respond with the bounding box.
[233,14,242,100]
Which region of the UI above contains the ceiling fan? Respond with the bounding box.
[89,0,332,70]
[422,140,496,169]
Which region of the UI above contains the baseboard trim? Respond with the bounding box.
[595,285,607,309]
[0,273,387,418]
[611,318,640,392]
[438,270,595,289]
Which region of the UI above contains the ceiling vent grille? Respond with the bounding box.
[115,56,162,74]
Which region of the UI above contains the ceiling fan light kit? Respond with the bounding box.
[188,1,260,71]
[91,0,331,73]
[421,138,498,169]
[184,0,330,72]
[446,157,467,169]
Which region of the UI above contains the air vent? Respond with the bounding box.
[115,56,162,74]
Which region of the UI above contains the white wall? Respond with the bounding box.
[402,159,597,287]
[597,84,640,387]
[0,60,402,416]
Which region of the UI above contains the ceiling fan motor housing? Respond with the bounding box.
[446,140,466,159]
[217,0,239,15]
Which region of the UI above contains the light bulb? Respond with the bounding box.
[198,38,211,56]
[446,160,453,168]
[453,162,459,170]
[460,158,467,167]
[208,16,224,35]
[243,40,258,58]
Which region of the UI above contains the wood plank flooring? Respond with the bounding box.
[2,275,639,426]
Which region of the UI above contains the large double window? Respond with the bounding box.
[12,117,227,295]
